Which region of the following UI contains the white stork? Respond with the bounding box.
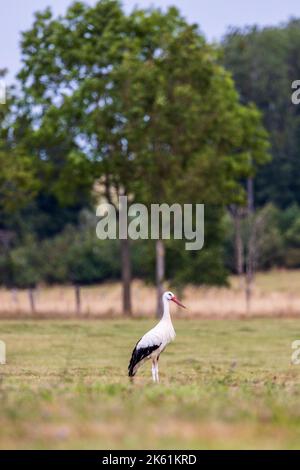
[128,291,186,382]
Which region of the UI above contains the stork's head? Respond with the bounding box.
[163,291,186,309]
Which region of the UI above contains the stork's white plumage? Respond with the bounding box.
[128,291,186,382]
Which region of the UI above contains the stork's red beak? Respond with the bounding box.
[171,296,186,309]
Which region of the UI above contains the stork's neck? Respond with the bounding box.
[162,297,172,323]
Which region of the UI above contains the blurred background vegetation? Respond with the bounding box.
[0,1,300,315]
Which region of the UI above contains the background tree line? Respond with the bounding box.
[1,1,299,315]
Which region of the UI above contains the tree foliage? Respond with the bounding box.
[223,20,300,207]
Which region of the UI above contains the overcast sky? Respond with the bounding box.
[1,0,300,84]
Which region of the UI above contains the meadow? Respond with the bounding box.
[0,317,300,449]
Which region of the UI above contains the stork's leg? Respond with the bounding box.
[155,358,159,383]
[151,360,157,382]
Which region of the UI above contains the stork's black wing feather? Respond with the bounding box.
[128,340,161,377]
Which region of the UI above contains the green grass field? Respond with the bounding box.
[0,318,300,449]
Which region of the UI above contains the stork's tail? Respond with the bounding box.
[128,346,139,377]
[128,367,136,377]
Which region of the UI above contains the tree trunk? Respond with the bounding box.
[245,177,255,314]
[233,211,244,289]
[156,239,165,318]
[120,238,132,316]
[75,285,81,315]
[229,206,245,288]
[28,288,36,314]
[247,177,254,213]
